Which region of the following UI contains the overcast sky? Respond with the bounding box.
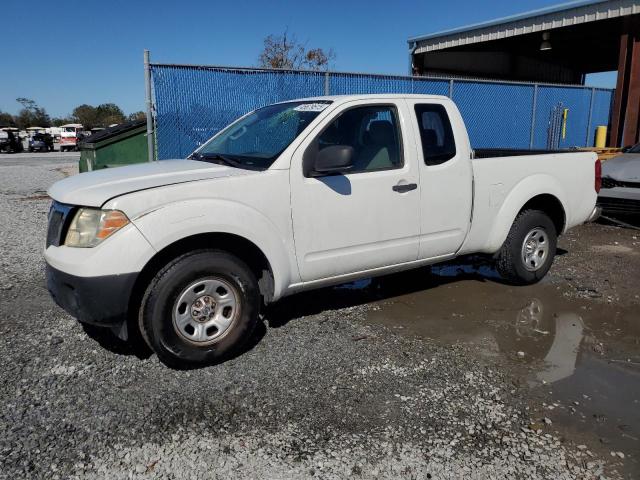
[1,0,617,117]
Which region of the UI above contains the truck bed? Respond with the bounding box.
[474,148,566,159]
[458,150,599,256]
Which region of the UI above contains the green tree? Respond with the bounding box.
[127,111,146,122]
[51,116,75,127]
[15,98,51,128]
[0,110,15,127]
[72,104,99,130]
[96,103,125,126]
[72,103,126,129]
[258,31,335,71]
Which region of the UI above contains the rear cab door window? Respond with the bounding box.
[414,104,456,166]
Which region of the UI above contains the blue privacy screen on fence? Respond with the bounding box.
[150,64,614,160]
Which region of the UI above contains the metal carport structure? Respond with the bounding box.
[408,0,640,147]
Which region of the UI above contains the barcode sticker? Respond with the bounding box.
[294,103,329,112]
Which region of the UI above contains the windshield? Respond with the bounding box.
[192,100,332,170]
[628,143,640,153]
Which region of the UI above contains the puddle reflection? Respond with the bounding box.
[537,312,584,384]
[355,262,639,470]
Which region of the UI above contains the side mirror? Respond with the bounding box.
[313,145,354,176]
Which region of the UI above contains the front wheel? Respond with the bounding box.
[496,209,557,285]
[140,250,260,368]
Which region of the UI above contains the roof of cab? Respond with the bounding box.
[276,94,450,104]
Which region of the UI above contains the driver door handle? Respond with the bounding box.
[392,182,417,193]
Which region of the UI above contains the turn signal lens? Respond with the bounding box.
[64,208,130,248]
[96,211,130,240]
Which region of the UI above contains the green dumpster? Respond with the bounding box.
[79,120,152,173]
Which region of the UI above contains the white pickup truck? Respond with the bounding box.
[45,95,601,367]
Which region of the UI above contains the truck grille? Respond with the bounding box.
[46,202,75,247]
[597,196,640,215]
[601,177,640,190]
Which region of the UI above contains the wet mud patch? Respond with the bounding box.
[347,263,640,477]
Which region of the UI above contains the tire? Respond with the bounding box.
[140,250,260,368]
[496,209,557,285]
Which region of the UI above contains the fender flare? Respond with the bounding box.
[486,174,568,253]
[132,199,297,300]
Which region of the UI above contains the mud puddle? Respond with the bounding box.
[336,263,639,476]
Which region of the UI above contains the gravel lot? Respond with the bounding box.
[1,155,637,479]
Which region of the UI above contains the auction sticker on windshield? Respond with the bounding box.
[293,103,330,112]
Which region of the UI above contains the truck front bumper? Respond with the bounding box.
[46,263,137,328]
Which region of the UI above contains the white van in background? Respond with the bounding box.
[47,126,62,143]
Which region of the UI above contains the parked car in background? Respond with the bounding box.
[59,123,84,152]
[0,128,24,153]
[29,132,54,152]
[598,143,640,216]
[45,94,600,368]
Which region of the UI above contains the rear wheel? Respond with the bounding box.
[496,209,557,285]
[140,250,260,368]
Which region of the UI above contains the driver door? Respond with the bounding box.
[289,100,421,282]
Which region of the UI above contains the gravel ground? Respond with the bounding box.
[0,158,628,479]
[551,221,640,306]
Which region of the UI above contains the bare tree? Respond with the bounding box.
[258,31,335,71]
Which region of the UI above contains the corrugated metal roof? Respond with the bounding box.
[410,0,640,53]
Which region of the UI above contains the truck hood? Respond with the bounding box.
[602,153,640,182]
[48,159,255,207]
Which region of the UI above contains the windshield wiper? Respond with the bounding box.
[192,152,247,169]
[195,152,267,171]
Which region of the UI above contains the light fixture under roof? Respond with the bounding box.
[540,32,552,51]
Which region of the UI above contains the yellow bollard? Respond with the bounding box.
[595,126,607,148]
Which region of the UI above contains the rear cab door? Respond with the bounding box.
[405,98,474,259]
[289,98,421,282]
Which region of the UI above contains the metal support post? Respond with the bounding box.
[529,84,538,149]
[144,49,155,162]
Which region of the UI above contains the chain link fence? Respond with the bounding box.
[149,63,614,160]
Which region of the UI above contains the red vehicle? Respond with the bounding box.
[59,124,84,152]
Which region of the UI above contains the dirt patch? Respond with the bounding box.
[552,222,640,305]
[591,244,636,254]
[53,165,77,178]
[18,194,50,201]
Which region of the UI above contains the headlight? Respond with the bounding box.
[64,208,129,248]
